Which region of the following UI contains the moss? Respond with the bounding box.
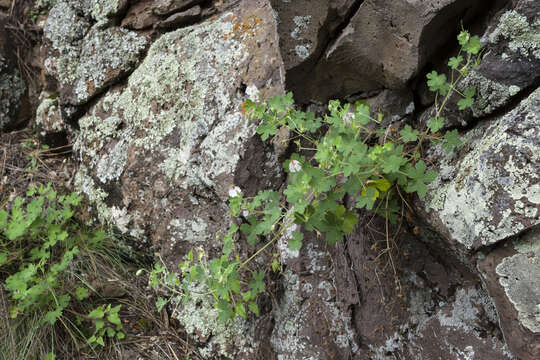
[489,10,540,59]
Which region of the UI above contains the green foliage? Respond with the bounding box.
[87,304,125,347]
[148,30,482,323]
[0,183,126,356]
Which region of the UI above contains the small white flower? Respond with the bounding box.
[343,112,354,125]
[228,185,242,198]
[289,159,302,173]
[242,210,250,218]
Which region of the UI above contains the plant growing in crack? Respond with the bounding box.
[146,30,483,322]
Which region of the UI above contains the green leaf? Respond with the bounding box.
[96,336,105,346]
[45,352,56,360]
[107,312,122,326]
[457,30,470,46]
[0,252,7,266]
[75,287,89,300]
[442,129,462,153]
[248,301,259,316]
[342,211,358,234]
[116,332,125,340]
[399,125,419,142]
[457,87,475,110]
[382,155,407,174]
[95,319,105,331]
[427,117,445,133]
[234,303,247,318]
[106,327,115,338]
[325,229,343,245]
[216,300,234,323]
[405,161,438,198]
[464,35,482,55]
[44,309,62,325]
[448,55,463,70]
[426,71,450,95]
[249,270,265,294]
[288,231,303,251]
[88,307,105,319]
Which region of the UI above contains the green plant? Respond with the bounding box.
[0,183,126,357]
[148,30,482,322]
[87,304,125,347]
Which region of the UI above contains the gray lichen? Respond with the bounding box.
[425,88,539,249]
[44,0,146,105]
[489,10,540,59]
[496,231,540,333]
[0,56,25,129]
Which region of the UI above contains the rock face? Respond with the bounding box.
[71,0,285,357]
[43,0,146,109]
[0,16,26,130]
[32,0,540,358]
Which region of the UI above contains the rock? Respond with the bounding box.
[35,91,64,136]
[478,229,540,359]
[121,0,161,30]
[270,0,358,103]
[43,0,147,108]
[0,0,11,10]
[73,1,285,357]
[157,5,201,29]
[287,0,485,103]
[0,16,26,130]
[400,287,514,360]
[416,87,539,256]
[271,230,360,360]
[153,0,204,16]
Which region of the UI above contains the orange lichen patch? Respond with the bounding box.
[240,101,248,115]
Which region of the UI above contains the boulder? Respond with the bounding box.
[283,0,486,103]
[478,228,540,359]
[42,0,147,109]
[416,87,539,256]
[73,1,285,356]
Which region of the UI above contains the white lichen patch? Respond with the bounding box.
[459,70,521,118]
[489,10,540,59]
[35,91,64,135]
[425,88,540,249]
[173,282,257,359]
[496,231,540,333]
[168,218,209,244]
[44,0,146,105]
[437,287,498,333]
[291,16,311,40]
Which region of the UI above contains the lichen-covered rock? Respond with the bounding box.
[153,0,204,16]
[43,0,147,108]
[416,87,539,254]
[271,231,360,360]
[285,0,485,103]
[478,228,540,359]
[0,16,26,130]
[35,91,64,136]
[398,287,514,360]
[74,1,285,357]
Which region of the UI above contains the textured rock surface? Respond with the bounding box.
[417,87,539,254]
[0,16,26,130]
[43,0,146,108]
[478,228,540,359]
[281,0,485,103]
[74,1,285,357]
